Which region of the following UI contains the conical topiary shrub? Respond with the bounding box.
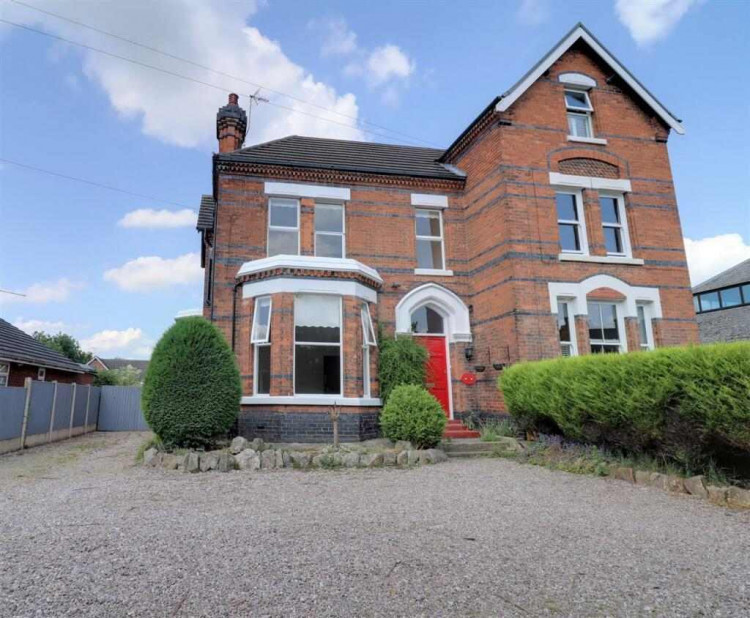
[142,317,241,448]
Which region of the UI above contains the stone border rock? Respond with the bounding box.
[142,436,448,474]
[611,466,750,509]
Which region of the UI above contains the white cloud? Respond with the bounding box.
[5,1,364,147]
[684,234,750,286]
[517,0,550,25]
[104,252,202,292]
[366,45,415,86]
[310,18,358,57]
[0,278,83,305]
[13,318,67,335]
[118,208,197,229]
[81,327,152,358]
[615,0,700,46]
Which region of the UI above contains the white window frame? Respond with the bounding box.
[37,367,46,381]
[556,299,578,357]
[636,302,655,351]
[415,209,447,271]
[314,202,346,259]
[588,301,626,354]
[361,303,376,398]
[293,294,343,397]
[565,88,594,138]
[251,296,272,395]
[0,361,9,387]
[267,197,300,257]
[555,189,589,255]
[599,191,632,258]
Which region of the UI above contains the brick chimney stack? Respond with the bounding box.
[216,93,247,153]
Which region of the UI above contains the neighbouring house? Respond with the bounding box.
[0,319,95,387]
[196,23,698,442]
[692,259,750,343]
[86,356,150,375]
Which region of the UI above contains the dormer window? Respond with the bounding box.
[565,89,593,138]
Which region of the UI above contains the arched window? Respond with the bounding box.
[410,306,444,334]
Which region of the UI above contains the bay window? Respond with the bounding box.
[294,295,342,395]
[251,296,272,395]
[636,303,654,350]
[557,300,575,356]
[415,209,445,270]
[361,302,376,397]
[315,203,345,258]
[588,301,622,353]
[267,198,299,256]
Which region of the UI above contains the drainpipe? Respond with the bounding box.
[231,281,242,352]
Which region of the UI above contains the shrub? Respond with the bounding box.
[142,317,241,448]
[380,384,447,448]
[94,366,143,386]
[378,334,428,404]
[479,418,518,442]
[499,342,750,471]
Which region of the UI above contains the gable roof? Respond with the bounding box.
[216,135,464,181]
[495,22,684,135]
[87,356,150,372]
[693,259,750,294]
[197,194,215,231]
[0,319,93,374]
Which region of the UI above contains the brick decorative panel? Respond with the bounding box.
[559,158,619,179]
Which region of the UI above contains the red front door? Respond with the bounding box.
[417,336,450,417]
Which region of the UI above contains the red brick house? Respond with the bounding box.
[197,23,698,442]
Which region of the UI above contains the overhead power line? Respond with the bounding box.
[10,0,438,147]
[0,288,27,297]
[0,157,192,208]
[2,7,440,148]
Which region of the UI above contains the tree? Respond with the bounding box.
[33,331,92,364]
[142,317,241,448]
[94,366,144,386]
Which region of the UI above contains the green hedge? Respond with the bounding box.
[499,342,750,468]
[380,384,447,449]
[142,317,241,448]
[378,334,428,404]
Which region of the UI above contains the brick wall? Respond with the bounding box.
[7,363,94,387]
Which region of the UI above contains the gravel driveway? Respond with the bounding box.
[1,432,748,617]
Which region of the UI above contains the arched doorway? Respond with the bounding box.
[410,305,451,418]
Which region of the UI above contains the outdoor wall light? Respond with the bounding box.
[464,346,474,361]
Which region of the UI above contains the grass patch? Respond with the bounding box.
[135,435,162,463]
[479,418,517,442]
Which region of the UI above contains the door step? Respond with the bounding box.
[443,420,480,439]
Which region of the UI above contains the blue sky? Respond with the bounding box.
[1,0,748,359]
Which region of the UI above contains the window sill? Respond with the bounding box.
[241,395,382,406]
[567,135,608,145]
[558,254,644,265]
[414,268,454,277]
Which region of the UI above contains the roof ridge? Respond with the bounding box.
[236,134,445,154]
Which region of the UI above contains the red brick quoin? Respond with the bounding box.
[195,24,698,442]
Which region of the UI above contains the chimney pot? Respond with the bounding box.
[216,93,248,153]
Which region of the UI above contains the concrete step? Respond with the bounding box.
[445,450,494,458]
[442,437,524,458]
[443,439,494,453]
